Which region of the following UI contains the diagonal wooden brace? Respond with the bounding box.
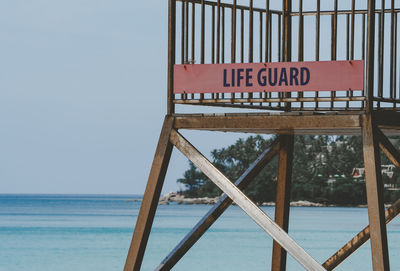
[156,137,281,270]
[170,129,326,271]
[323,128,400,270]
[323,198,400,270]
[377,128,400,169]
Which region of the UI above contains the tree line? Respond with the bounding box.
[177,135,400,205]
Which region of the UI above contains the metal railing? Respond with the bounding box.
[167,0,400,113]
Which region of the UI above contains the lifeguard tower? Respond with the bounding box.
[125,0,400,270]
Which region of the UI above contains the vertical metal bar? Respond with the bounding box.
[282,0,291,111]
[167,0,176,115]
[346,13,351,109]
[316,0,320,61]
[390,0,395,100]
[260,12,263,63]
[351,0,355,60]
[269,14,272,62]
[378,0,385,104]
[249,0,253,101]
[265,0,270,62]
[211,5,215,100]
[190,1,195,100]
[191,1,195,64]
[241,8,244,63]
[221,7,225,99]
[330,0,338,110]
[259,11,263,105]
[212,5,215,64]
[200,0,205,101]
[124,117,174,271]
[283,0,292,63]
[249,0,254,63]
[363,13,366,61]
[217,0,220,64]
[366,0,376,112]
[241,8,244,100]
[271,135,294,271]
[298,0,304,109]
[362,12,366,107]
[394,13,398,103]
[181,1,185,64]
[185,0,189,63]
[231,1,237,102]
[346,14,350,61]
[361,114,390,271]
[201,0,205,64]
[315,0,320,109]
[232,0,237,63]
[222,7,225,64]
[278,13,282,62]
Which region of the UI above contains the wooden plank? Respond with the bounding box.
[156,137,281,270]
[323,198,400,270]
[169,129,326,271]
[272,135,294,271]
[377,128,400,168]
[361,114,390,271]
[174,114,361,134]
[124,116,175,271]
[374,111,400,129]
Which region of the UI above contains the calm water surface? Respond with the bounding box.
[0,194,399,270]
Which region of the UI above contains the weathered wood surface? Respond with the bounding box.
[156,137,281,271]
[169,129,326,271]
[174,114,362,135]
[377,128,400,169]
[373,111,400,129]
[272,135,294,271]
[323,127,400,270]
[323,199,400,270]
[361,114,390,271]
[124,117,174,271]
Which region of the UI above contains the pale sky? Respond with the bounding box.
[0,0,255,195]
[0,0,368,195]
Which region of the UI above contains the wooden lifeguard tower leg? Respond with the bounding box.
[362,114,390,271]
[321,127,400,271]
[124,116,174,271]
[272,135,294,271]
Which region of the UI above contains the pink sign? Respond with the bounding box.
[174,60,364,94]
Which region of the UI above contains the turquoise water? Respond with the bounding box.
[0,195,399,270]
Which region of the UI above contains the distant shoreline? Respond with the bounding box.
[155,192,385,208]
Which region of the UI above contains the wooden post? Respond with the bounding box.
[361,114,390,271]
[323,129,400,270]
[124,116,175,271]
[169,129,326,271]
[156,138,281,271]
[272,135,294,271]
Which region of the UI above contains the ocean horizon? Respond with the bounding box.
[1,194,399,270]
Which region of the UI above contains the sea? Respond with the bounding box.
[0,194,399,271]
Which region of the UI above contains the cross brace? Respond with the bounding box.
[169,129,326,271]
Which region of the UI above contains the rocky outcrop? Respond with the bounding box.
[159,192,221,205]
[160,193,329,207]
